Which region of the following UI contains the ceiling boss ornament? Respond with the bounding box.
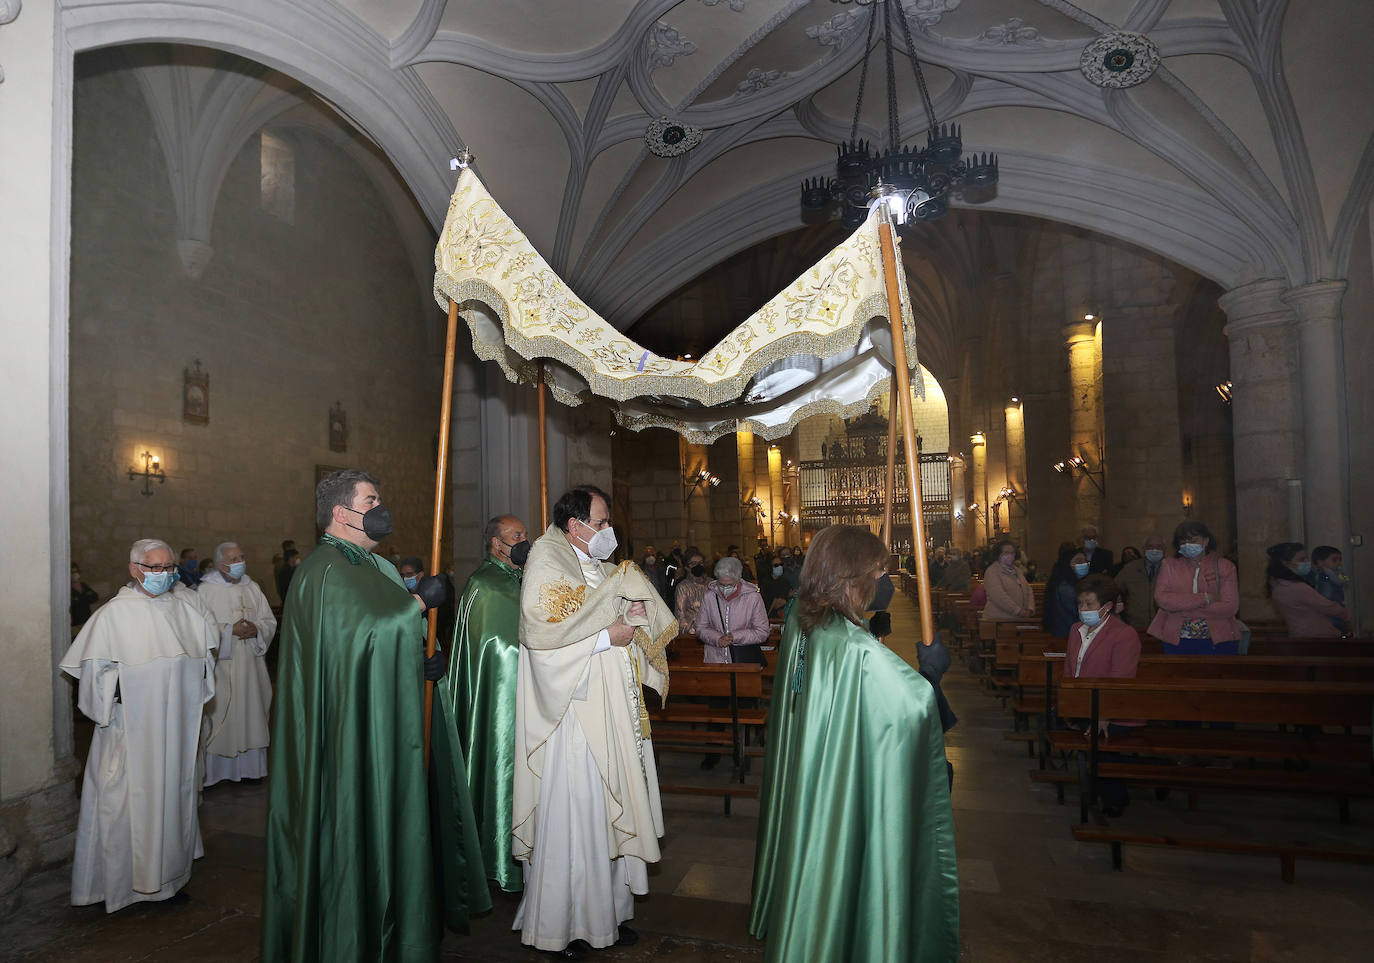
[1080,31,1161,89]
[645,117,704,158]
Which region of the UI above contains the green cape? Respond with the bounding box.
[261,535,490,963]
[749,609,959,962]
[440,555,523,892]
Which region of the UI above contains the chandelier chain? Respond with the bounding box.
[849,3,878,143]
[884,0,900,150]
[892,0,938,135]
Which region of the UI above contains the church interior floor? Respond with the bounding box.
[6,590,1374,961]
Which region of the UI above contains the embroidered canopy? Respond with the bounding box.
[433,168,920,444]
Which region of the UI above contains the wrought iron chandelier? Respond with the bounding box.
[801,0,999,229]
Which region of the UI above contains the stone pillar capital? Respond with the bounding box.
[1281,279,1347,324]
[1219,278,1293,336]
[1061,320,1096,347]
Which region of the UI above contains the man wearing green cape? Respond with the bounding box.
[439,513,530,893]
[261,469,491,962]
[749,525,959,963]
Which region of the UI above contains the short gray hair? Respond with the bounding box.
[129,538,173,564]
[714,556,742,580]
[315,468,380,530]
[213,541,239,566]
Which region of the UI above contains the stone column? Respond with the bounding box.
[970,431,988,545]
[1282,280,1349,550]
[1004,399,1028,548]
[767,444,785,547]
[1,0,81,914]
[736,429,757,544]
[1062,320,1103,529]
[1219,279,1303,619]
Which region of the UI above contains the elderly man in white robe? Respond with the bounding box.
[198,540,277,786]
[513,485,675,959]
[60,538,218,913]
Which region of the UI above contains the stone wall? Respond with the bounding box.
[68,56,442,604]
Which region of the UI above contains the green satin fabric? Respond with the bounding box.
[749,610,960,963]
[261,535,491,963]
[439,556,524,892]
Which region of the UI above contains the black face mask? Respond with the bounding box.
[507,539,532,567]
[344,504,394,540]
[690,564,705,577]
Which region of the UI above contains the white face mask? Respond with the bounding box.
[575,518,617,561]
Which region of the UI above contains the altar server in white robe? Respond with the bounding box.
[198,540,276,786]
[61,538,218,913]
[514,486,675,958]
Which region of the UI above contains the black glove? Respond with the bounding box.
[415,574,449,612]
[424,647,448,683]
[868,611,892,637]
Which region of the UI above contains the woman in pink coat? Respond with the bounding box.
[1148,520,1241,654]
[1265,542,1350,638]
[696,556,771,665]
[981,540,1035,622]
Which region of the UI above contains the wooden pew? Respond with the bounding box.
[1052,676,1374,824]
[650,636,768,814]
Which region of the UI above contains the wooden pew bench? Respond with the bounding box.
[1049,676,1374,824]
[646,660,766,814]
[1070,825,1374,883]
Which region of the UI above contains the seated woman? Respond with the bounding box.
[749,525,957,963]
[1063,574,1142,817]
[981,539,1035,622]
[1148,520,1241,654]
[1266,542,1349,638]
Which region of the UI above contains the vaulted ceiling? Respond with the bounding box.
[61,0,1374,333]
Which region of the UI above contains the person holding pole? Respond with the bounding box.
[260,469,490,962]
[440,513,531,893]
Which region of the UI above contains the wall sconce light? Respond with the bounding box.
[1182,491,1194,517]
[1052,451,1105,494]
[682,466,721,503]
[1084,314,1095,321]
[1009,396,1020,405]
[970,431,985,445]
[997,485,1022,505]
[128,450,165,497]
[745,495,765,520]
[1215,380,1233,405]
[953,511,965,522]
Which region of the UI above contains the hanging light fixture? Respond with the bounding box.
[801,0,999,230]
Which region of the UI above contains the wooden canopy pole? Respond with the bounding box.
[878,217,936,646]
[537,362,550,530]
[881,380,898,549]
[424,298,461,765]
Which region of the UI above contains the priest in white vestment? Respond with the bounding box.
[513,486,676,957]
[198,540,277,786]
[61,538,218,913]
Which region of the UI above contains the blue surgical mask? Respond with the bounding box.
[403,575,419,591]
[772,565,783,578]
[1179,543,1206,559]
[228,561,247,580]
[1144,549,1164,564]
[1079,609,1103,627]
[1072,562,1090,577]
[1083,539,1098,552]
[1293,562,1312,577]
[141,570,176,596]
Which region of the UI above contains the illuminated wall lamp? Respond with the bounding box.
[128,450,165,497]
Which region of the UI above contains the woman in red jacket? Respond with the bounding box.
[1148,520,1241,654]
[1063,574,1142,817]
